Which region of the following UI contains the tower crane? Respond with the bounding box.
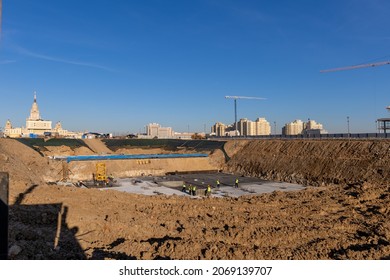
[320,60,390,73]
[225,96,266,136]
[320,60,390,111]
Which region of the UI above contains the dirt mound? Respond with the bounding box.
[2,138,390,259]
[41,145,94,157]
[0,139,56,201]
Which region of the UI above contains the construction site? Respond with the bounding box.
[0,137,390,260]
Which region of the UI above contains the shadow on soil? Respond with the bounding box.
[9,185,86,259]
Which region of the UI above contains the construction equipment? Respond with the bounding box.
[320,60,390,73]
[95,162,107,182]
[320,60,390,110]
[225,96,266,136]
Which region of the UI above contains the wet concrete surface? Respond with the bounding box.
[102,173,306,198]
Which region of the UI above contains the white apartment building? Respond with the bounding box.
[212,117,271,137]
[282,119,326,135]
[283,120,305,135]
[211,122,226,137]
[146,123,174,138]
[254,117,271,135]
[306,120,323,130]
[238,118,271,136]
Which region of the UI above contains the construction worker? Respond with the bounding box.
[216,179,220,188]
[205,185,211,197]
[108,174,115,183]
[182,183,187,193]
[235,178,239,188]
[192,185,197,196]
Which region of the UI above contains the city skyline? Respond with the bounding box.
[0,90,384,136]
[1,1,390,134]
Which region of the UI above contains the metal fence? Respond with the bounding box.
[210,133,390,140]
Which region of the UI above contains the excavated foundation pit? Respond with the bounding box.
[95,172,306,197]
[53,154,306,197]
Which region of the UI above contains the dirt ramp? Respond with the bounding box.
[83,139,112,154]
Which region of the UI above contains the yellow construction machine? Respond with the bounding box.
[93,162,115,187]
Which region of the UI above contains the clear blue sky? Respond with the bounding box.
[1,0,390,134]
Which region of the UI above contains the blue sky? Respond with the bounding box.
[1,0,390,134]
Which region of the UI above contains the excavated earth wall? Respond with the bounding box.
[67,157,217,181]
[225,139,390,187]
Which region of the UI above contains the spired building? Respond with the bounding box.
[25,93,52,135]
[4,93,79,138]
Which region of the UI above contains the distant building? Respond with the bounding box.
[282,119,327,135]
[306,120,323,130]
[211,122,226,136]
[146,123,174,138]
[211,117,271,136]
[3,92,81,138]
[25,93,52,135]
[4,120,23,138]
[377,118,390,134]
[237,118,251,136]
[254,118,271,135]
[173,132,193,139]
[282,120,304,135]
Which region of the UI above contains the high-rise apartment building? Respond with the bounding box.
[254,118,271,135]
[211,122,226,136]
[283,120,304,135]
[306,120,323,130]
[282,119,326,135]
[212,117,271,136]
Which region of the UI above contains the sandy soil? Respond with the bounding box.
[1,138,389,260]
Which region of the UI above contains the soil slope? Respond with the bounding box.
[225,139,390,186]
[1,138,389,260]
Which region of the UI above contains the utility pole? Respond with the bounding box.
[274,121,276,136]
[347,116,350,137]
[225,96,266,136]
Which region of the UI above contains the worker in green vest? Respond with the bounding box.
[192,185,197,196]
[235,178,239,188]
[216,179,220,188]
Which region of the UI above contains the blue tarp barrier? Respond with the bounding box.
[55,153,208,163]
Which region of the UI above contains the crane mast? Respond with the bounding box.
[225,96,266,136]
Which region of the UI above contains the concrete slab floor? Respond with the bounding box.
[101,173,306,198]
